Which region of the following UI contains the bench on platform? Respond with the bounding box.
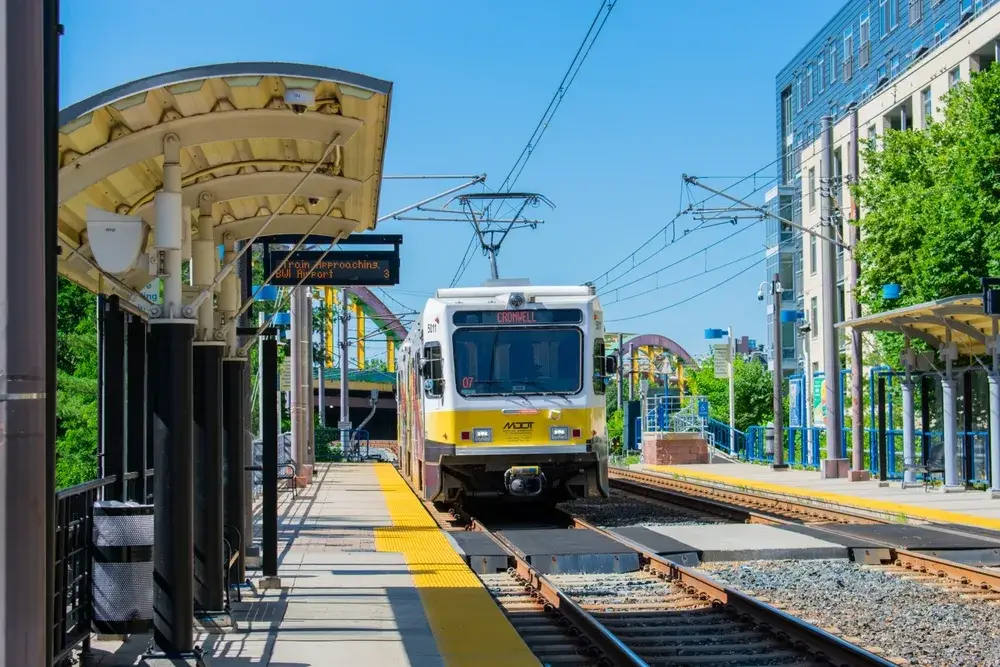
[902,439,946,491]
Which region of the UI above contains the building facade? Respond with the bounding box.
[770,0,1000,376]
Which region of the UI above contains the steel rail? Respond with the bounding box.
[571,516,897,667]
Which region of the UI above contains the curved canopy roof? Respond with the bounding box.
[57,62,393,294]
[837,294,995,356]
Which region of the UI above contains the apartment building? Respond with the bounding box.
[770,0,1000,376]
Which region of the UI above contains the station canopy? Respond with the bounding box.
[837,294,996,356]
[56,62,393,294]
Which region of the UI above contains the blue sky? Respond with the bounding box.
[61,0,842,361]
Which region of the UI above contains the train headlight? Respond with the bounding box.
[550,426,570,441]
[472,428,493,443]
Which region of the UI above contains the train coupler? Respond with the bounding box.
[504,466,546,497]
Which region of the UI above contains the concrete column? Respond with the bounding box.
[290,287,310,483]
[305,288,315,475]
[1,3,49,660]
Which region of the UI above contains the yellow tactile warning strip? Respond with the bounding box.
[649,465,1000,531]
[373,464,541,667]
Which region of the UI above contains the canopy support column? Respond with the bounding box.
[941,330,964,492]
[902,339,918,488]
[146,134,203,663]
[990,318,1000,498]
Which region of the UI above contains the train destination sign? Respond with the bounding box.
[266,250,400,286]
[453,309,583,326]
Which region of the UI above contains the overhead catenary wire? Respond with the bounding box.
[447,0,617,286]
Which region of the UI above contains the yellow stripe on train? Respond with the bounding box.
[424,407,604,447]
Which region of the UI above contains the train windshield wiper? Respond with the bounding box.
[469,379,529,400]
[511,378,572,401]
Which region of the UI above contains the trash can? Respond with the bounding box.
[92,500,153,635]
[764,425,775,456]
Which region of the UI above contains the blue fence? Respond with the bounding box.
[741,425,990,483]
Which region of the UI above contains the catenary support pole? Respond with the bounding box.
[820,115,845,478]
[100,294,127,501]
[304,288,314,478]
[290,287,303,477]
[340,288,350,455]
[616,333,624,412]
[728,326,736,455]
[803,326,814,465]
[1,1,49,661]
[318,294,326,427]
[261,334,279,578]
[771,274,786,470]
[846,105,868,481]
[126,314,148,502]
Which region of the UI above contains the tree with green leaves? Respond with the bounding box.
[685,353,775,432]
[853,62,1000,363]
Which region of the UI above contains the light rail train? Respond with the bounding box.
[396,280,616,505]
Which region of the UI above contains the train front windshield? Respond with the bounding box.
[453,327,583,396]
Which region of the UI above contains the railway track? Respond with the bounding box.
[408,485,893,666]
[608,467,1000,595]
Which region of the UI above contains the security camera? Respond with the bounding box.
[308,197,320,205]
[86,205,145,274]
[799,322,811,333]
[284,88,315,116]
[757,289,765,301]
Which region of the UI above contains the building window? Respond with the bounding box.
[811,297,819,338]
[797,74,804,111]
[810,233,817,275]
[890,55,900,79]
[829,44,838,85]
[819,53,826,91]
[843,28,855,80]
[960,0,974,17]
[910,0,923,24]
[949,66,961,88]
[806,65,814,104]
[921,87,932,126]
[860,10,871,67]
[934,18,949,44]
[808,167,816,210]
[879,0,899,37]
[781,87,794,184]
[868,124,877,148]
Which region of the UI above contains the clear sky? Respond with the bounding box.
[61,0,842,360]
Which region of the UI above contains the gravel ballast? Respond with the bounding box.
[559,489,728,527]
[702,559,1000,667]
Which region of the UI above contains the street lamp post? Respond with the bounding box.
[705,326,736,455]
[759,277,788,470]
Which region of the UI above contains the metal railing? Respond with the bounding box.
[643,395,708,435]
[742,425,991,484]
[52,476,115,666]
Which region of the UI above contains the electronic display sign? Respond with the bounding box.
[452,309,583,326]
[266,250,400,286]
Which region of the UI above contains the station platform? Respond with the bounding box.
[92,463,538,667]
[636,462,1000,532]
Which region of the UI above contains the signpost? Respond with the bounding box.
[712,343,729,379]
[265,249,400,287]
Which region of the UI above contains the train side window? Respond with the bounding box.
[422,343,444,397]
[592,338,606,395]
